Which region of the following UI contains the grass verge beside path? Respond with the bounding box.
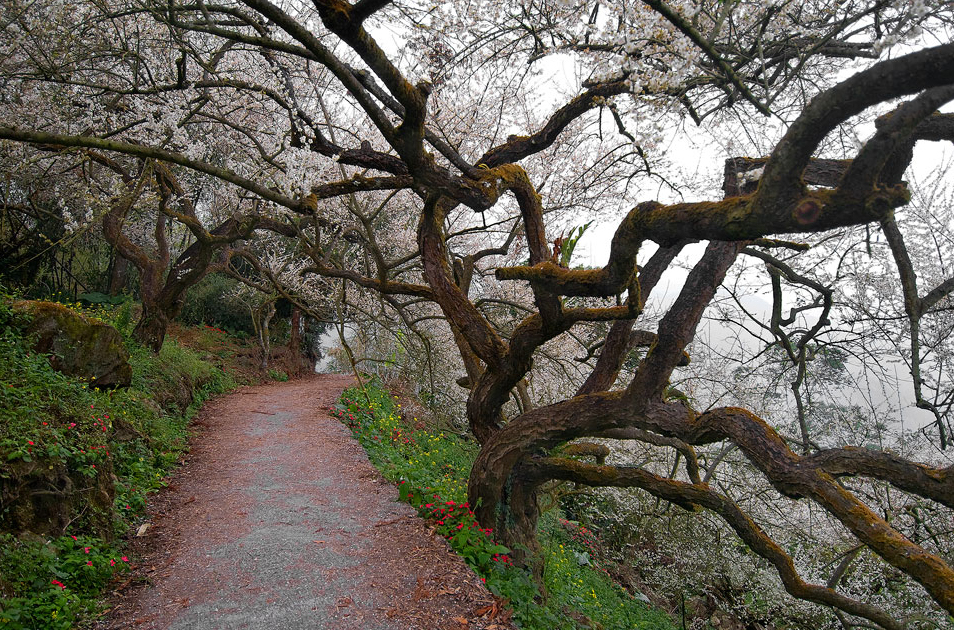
[333,380,676,630]
[0,297,247,629]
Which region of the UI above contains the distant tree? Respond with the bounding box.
[0,3,306,349]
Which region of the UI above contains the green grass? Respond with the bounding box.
[0,295,239,628]
[333,381,676,630]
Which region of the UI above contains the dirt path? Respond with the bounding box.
[98,375,510,630]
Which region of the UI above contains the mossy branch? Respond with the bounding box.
[522,456,902,629]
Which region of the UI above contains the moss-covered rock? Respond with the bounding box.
[13,301,131,388]
[1,457,115,540]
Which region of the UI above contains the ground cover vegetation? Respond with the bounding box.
[0,293,242,628]
[333,379,675,629]
[1,0,954,627]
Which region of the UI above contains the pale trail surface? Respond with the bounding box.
[97,375,508,630]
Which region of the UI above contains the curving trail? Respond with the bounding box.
[98,375,509,630]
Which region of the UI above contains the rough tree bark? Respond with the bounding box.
[93,157,260,352]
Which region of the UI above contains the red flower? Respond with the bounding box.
[51,579,66,590]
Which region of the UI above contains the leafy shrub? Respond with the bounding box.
[0,533,130,628]
[176,274,255,336]
[267,368,289,382]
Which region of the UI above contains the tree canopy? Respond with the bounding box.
[2,0,954,625]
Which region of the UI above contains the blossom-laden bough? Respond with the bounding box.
[2,0,954,625]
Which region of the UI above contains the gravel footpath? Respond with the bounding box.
[97,375,512,630]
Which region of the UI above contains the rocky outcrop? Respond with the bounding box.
[1,457,116,540]
[14,300,132,388]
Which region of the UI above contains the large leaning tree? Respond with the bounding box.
[2,0,954,625]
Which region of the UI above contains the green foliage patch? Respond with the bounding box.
[267,368,289,382]
[333,381,675,630]
[0,534,129,629]
[0,293,238,627]
[176,273,255,337]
